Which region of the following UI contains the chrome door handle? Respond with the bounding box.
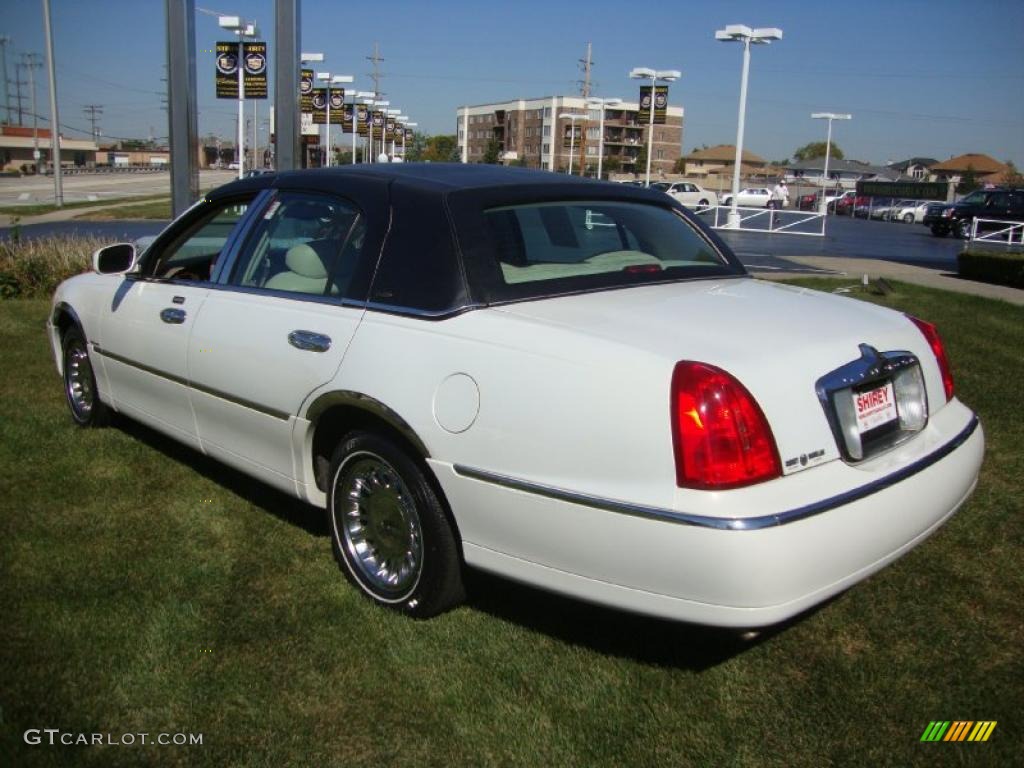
[288,330,332,353]
[160,308,186,324]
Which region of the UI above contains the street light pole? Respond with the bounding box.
[628,67,681,187]
[811,112,852,213]
[587,97,621,180]
[715,24,782,228]
[352,91,372,163]
[558,113,586,174]
[218,15,257,179]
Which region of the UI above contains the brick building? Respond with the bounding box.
[456,96,683,176]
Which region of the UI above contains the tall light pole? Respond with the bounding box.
[317,72,353,166]
[628,67,680,187]
[40,2,62,205]
[811,112,852,213]
[558,113,587,174]
[715,24,782,228]
[362,98,388,162]
[398,119,415,160]
[352,90,373,163]
[218,15,257,179]
[587,96,621,180]
[385,108,401,158]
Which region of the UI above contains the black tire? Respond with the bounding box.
[697,199,710,213]
[955,218,972,239]
[931,224,948,238]
[62,326,111,427]
[903,213,914,224]
[327,431,464,618]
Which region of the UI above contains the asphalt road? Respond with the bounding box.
[0,210,962,275]
[0,169,237,206]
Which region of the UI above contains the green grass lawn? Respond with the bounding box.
[1,281,1021,767]
[74,199,173,221]
[0,194,171,218]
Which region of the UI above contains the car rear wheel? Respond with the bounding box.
[696,199,710,213]
[62,327,110,427]
[327,431,464,618]
[903,213,914,224]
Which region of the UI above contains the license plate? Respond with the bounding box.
[853,381,898,434]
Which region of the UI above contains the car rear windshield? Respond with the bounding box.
[481,200,736,293]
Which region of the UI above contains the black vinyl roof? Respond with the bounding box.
[215,162,667,200]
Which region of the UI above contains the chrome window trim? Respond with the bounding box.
[453,415,979,532]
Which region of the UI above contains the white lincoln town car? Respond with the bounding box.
[48,165,983,626]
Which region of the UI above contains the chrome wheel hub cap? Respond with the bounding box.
[65,344,94,419]
[337,455,423,597]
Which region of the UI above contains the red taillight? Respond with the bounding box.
[670,362,781,490]
[908,315,954,402]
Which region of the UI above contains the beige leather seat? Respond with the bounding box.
[264,242,329,294]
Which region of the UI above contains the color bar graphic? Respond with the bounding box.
[920,720,996,742]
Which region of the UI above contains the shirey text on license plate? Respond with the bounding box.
[855,381,897,433]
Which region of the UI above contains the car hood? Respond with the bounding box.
[491,277,943,472]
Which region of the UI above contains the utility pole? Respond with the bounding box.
[12,60,27,126]
[366,42,384,99]
[42,0,63,205]
[578,42,593,98]
[22,53,42,170]
[83,104,103,142]
[0,36,11,125]
[577,42,593,175]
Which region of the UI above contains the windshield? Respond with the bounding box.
[481,200,737,293]
[959,191,988,204]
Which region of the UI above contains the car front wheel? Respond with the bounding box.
[955,219,973,239]
[327,431,464,618]
[62,327,110,427]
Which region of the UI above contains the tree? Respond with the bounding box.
[672,156,686,174]
[793,141,843,161]
[1003,160,1024,187]
[420,135,458,163]
[404,132,428,162]
[957,165,980,194]
[634,144,647,175]
[482,139,502,165]
[603,155,621,174]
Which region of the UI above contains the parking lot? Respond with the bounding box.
[715,214,963,272]
[0,169,237,207]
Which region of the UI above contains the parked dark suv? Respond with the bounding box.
[927,188,1024,238]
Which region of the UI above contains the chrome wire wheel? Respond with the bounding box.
[64,339,95,422]
[334,452,424,601]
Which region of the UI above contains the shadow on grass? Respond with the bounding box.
[115,415,328,538]
[463,569,836,672]
[113,414,831,670]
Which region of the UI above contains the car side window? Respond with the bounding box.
[143,199,251,281]
[227,192,364,298]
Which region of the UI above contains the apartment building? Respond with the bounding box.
[456,96,683,176]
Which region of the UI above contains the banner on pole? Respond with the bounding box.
[638,85,668,124]
[300,69,314,112]
[329,88,345,125]
[356,104,369,136]
[215,41,268,99]
[311,87,327,124]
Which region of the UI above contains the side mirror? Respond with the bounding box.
[92,243,138,275]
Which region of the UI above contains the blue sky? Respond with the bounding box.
[4,0,1023,165]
